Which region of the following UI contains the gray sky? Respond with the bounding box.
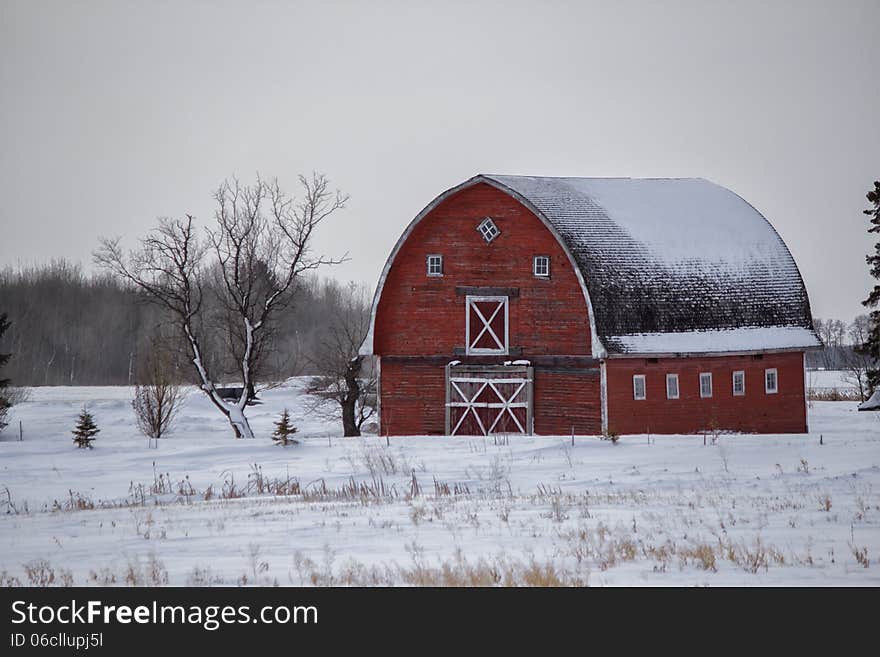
[1,0,878,322]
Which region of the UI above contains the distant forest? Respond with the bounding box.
[0,260,369,386]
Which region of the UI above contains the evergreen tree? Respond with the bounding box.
[0,314,11,432]
[859,181,880,394]
[0,313,10,387]
[72,408,100,449]
[271,409,298,446]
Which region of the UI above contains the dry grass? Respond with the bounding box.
[808,389,862,402]
[290,549,589,587]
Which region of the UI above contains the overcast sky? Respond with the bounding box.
[1,0,878,322]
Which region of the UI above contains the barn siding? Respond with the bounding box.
[373,183,592,357]
[605,351,808,434]
[379,360,446,435]
[533,370,602,435]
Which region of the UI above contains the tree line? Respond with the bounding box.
[0,259,371,387]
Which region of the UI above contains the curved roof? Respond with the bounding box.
[362,174,820,357]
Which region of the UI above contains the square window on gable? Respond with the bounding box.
[477,217,500,243]
[427,254,443,276]
[533,255,550,277]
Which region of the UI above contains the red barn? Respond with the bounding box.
[361,175,820,436]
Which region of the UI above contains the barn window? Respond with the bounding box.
[465,296,508,355]
[699,372,713,398]
[477,217,500,243]
[533,255,550,277]
[666,373,679,399]
[765,368,778,394]
[733,370,745,396]
[633,375,646,400]
[426,254,443,277]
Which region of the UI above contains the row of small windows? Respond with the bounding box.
[632,369,779,400]
[426,254,550,278]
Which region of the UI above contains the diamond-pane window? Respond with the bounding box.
[477,217,500,243]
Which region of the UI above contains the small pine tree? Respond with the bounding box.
[72,408,100,449]
[859,181,880,395]
[271,409,298,446]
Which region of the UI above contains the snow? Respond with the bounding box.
[806,369,859,393]
[608,326,822,355]
[488,176,787,265]
[1,383,878,586]
[859,389,880,411]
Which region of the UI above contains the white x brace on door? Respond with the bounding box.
[445,364,533,436]
[465,295,508,355]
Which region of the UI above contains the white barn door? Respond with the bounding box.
[445,364,533,436]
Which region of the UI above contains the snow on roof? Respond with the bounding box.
[483,175,819,355]
[606,326,821,356]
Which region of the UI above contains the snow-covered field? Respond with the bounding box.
[806,369,859,393]
[0,382,878,586]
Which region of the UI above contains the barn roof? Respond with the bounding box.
[361,174,820,358]
[481,175,819,356]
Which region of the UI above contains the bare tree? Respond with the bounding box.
[306,281,376,436]
[842,315,877,401]
[96,173,347,438]
[132,339,187,446]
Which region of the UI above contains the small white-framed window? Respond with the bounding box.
[477,217,500,243]
[426,254,443,277]
[765,368,778,394]
[465,295,508,355]
[666,373,679,399]
[732,370,745,396]
[699,372,713,398]
[533,255,550,277]
[633,374,646,400]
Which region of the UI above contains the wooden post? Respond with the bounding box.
[527,366,534,436]
[19,420,23,441]
[571,426,574,446]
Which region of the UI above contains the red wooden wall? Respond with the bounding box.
[605,352,807,434]
[373,183,592,357]
[533,370,602,435]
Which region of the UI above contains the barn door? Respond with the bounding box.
[466,295,508,355]
[445,364,533,436]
